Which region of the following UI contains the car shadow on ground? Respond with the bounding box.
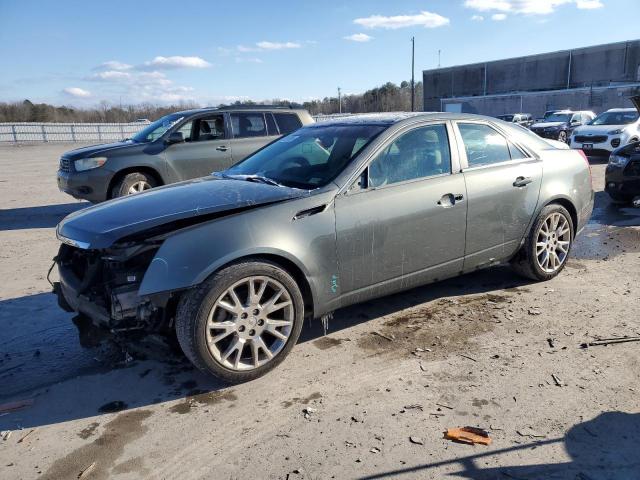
[0,202,89,231]
[0,266,531,431]
[359,411,640,480]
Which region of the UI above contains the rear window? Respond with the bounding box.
[274,113,303,134]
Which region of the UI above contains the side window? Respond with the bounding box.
[175,121,194,142]
[571,114,581,124]
[231,113,267,138]
[458,123,511,168]
[582,113,592,124]
[265,113,278,136]
[508,142,527,160]
[368,124,451,188]
[274,113,303,135]
[194,115,225,142]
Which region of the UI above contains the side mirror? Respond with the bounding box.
[165,131,184,145]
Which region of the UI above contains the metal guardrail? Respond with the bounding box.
[0,122,150,143]
[0,116,356,143]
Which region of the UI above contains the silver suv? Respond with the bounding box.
[57,106,314,202]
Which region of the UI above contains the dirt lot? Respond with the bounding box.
[1,143,639,480]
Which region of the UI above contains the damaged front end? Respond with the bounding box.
[53,239,178,333]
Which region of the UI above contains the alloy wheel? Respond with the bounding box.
[535,212,571,273]
[128,181,152,194]
[205,276,294,371]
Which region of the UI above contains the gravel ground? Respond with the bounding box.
[0,143,639,480]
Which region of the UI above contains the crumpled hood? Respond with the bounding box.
[62,140,140,160]
[57,176,308,249]
[531,122,565,129]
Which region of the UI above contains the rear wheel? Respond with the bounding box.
[511,204,574,281]
[111,171,157,198]
[175,260,304,383]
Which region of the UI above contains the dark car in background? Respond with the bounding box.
[56,106,314,202]
[530,110,595,143]
[54,112,593,382]
[497,113,533,128]
[605,97,640,204]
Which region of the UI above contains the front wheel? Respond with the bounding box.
[511,204,574,281]
[111,171,157,198]
[558,131,568,143]
[175,260,305,383]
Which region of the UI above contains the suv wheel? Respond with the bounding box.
[175,260,304,383]
[558,131,567,143]
[511,204,574,281]
[111,172,157,198]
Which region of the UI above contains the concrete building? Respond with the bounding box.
[423,40,640,118]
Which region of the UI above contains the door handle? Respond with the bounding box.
[216,145,228,152]
[437,193,464,207]
[513,176,532,187]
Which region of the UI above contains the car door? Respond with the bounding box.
[163,114,233,180]
[453,121,543,271]
[334,122,467,298]
[229,112,280,162]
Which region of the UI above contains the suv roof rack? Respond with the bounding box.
[220,104,300,110]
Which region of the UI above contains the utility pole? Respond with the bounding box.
[337,87,342,114]
[411,36,415,112]
[438,49,441,68]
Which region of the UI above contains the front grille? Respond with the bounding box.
[575,135,607,144]
[59,157,72,172]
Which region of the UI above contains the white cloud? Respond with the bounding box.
[492,13,508,20]
[471,14,485,20]
[576,0,603,8]
[143,56,212,69]
[88,70,131,81]
[464,0,603,15]
[97,60,132,71]
[354,11,450,29]
[62,87,91,98]
[256,41,301,50]
[235,57,264,64]
[343,33,374,42]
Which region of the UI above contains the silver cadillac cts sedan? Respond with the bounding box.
[54,113,594,382]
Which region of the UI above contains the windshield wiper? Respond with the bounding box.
[217,173,283,187]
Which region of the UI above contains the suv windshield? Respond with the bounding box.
[225,124,386,189]
[132,113,184,142]
[544,113,571,123]
[590,111,639,126]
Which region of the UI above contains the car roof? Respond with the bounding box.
[604,108,637,112]
[307,111,495,127]
[171,106,307,116]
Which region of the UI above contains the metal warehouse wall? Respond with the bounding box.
[441,84,640,118]
[423,40,640,113]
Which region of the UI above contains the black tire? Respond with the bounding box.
[175,260,305,383]
[110,171,157,198]
[511,204,574,281]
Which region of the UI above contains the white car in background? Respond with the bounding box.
[570,106,640,155]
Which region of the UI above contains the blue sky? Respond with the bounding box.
[0,0,637,106]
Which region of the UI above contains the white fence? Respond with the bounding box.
[0,115,358,143]
[0,122,150,143]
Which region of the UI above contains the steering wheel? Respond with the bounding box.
[282,156,310,169]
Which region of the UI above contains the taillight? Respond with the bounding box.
[577,149,593,188]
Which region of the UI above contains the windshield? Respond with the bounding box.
[544,113,571,123]
[590,111,638,126]
[225,124,387,189]
[132,113,184,142]
[498,115,514,122]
